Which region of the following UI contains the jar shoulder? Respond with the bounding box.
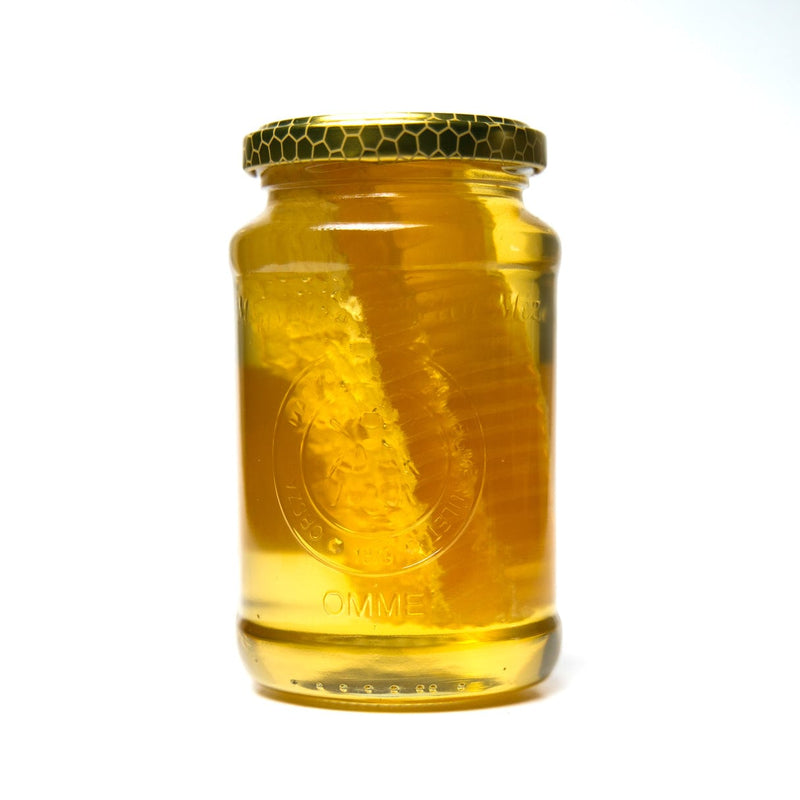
[503,208,561,270]
[230,199,559,275]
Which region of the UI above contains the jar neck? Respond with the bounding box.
[259,160,532,202]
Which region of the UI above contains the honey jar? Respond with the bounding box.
[230,113,561,706]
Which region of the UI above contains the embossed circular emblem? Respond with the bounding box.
[274,358,485,575]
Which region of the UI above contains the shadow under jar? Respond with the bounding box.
[230,113,561,708]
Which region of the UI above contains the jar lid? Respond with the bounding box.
[243,113,546,174]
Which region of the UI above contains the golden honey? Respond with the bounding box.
[230,114,561,706]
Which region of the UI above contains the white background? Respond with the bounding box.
[2,1,799,797]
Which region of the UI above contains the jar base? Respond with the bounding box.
[238,615,561,708]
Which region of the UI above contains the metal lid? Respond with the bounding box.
[243,113,546,174]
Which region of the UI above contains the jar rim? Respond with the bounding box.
[243,113,546,175]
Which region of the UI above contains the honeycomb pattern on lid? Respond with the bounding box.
[243,113,546,173]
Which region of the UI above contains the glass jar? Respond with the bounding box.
[230,113,561,707]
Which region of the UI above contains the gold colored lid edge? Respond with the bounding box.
[243,113,546,174]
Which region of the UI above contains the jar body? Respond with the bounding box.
[231,161,560,706]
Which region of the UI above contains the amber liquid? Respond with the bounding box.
[232,163,560,705]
